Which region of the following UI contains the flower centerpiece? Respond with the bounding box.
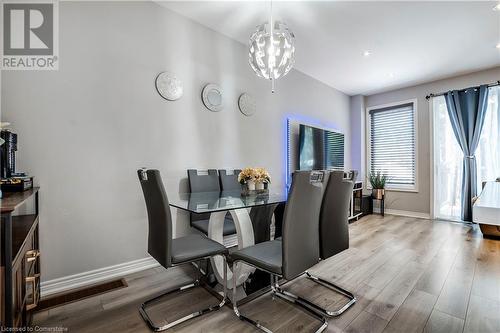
[253,167,271,190]
[238,167,271,194]
[238,168,256,190]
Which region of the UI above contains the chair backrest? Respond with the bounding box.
[319,170,355,259]
[218,169,242,191]
[187,169,220,192]
[346,170,358,183]
[282,170,328,280]
[137,169,172,268]
[187,169,220,222]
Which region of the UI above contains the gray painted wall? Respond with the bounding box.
[1,1,351,281]
[365,67,500,214]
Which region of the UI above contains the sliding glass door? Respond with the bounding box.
[432,96,463,221]
[476,87,500,188]
[432,86,500,222]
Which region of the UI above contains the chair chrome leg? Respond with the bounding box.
[273,272,356,318]
[271,276,328,333]
[232,268,327,333]
[295,271,357,317]
[232,261,273,333]
[139,255,228,332]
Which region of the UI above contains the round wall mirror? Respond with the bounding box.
[202,84,223,112]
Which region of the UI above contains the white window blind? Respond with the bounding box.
[369,102,416,189]
[325,131,345,170]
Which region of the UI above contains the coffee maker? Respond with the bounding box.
[0,129,32,192]
[1,130,18,178]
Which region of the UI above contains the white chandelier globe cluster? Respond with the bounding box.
[248,21,296,82]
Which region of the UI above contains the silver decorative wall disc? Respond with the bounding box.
[202,83,223,112]
[238,93,256,116]
[155,71,183,101]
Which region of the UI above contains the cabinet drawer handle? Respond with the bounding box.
[26,273,40,311]
[25,249,40,263]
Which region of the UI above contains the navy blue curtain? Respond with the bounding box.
[444,85,489,222]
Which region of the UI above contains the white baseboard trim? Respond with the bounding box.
[384,209,430,219]
[40,257,159,298]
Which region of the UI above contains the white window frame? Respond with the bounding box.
[366,98,419,193]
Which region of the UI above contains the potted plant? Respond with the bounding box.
[238,168,257,191]
[238,167,271,194]
[254,167,271,190]
[369,171,388,199]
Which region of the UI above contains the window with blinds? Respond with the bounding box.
[368,102,416,190]
[325,131,345,170]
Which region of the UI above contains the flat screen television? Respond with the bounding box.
[298,124,344,171]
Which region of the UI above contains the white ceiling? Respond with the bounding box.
[158,1,500,96]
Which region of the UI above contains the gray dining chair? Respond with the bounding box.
[187,169,237,236]
[218,169,242,191]
[137,169,228,332]
[272,171,357,318]
[231,170,329,333]
[302,170,357,317]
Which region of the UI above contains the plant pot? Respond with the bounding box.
[246,180,256,191]
[372,188,385,200]
[255,181,265,190]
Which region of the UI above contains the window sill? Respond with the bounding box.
[386,187,418,193]
[367,186,418,193]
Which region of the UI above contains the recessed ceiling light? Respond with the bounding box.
[493,3,500,11]
[389,73,395,78]
[363,50,372,57]
[496,43,500,49]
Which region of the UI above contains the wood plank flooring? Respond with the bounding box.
[33,215,500,332]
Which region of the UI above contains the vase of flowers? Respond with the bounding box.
[254,167,271,190]
[369,171,388,199]
[238,167,271,195]
[247,180,256,191]
[238,167,256,192]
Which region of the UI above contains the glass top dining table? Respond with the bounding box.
[168,189,288,214]
[167,189,288,299]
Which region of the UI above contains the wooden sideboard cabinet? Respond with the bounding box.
[1,188,40,328]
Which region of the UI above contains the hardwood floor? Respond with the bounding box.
[33,215,500,332]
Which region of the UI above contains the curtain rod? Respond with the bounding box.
[425,80,500,100]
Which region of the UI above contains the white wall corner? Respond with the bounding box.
[40,257,159,298]
[349,94,366,183]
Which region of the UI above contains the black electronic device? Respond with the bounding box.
[0,129,33,192]
[1,130,17,178]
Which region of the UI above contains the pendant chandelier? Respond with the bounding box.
[248,2,295,93]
